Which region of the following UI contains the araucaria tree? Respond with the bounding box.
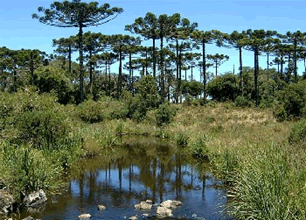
[32,0,123,102]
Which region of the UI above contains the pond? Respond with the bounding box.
[20,137,231,220]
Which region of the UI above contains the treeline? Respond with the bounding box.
[1,1,306,119]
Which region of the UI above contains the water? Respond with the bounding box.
[20,137,230,220]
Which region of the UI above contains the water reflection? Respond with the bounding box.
[22,137,230,220]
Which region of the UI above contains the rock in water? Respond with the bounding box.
[156,206,173,217]
[23,190,47,207]
[0,189,15,214]
[134,201,152,210]
[97,205,106,210]
[160,200,182,209]
[129,215,138,220]
[172,200,182,206]
[160,200,172,209]
[78,214,91,219]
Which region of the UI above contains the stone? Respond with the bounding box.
[78,214,91,219]
[160,200,172,209]
[97,205,106,210]
[23,190,47,207]
[22,217,34,220]
[0,189,15,214]
[156,206,173,217]
[134,201,152,210]
[129,215,137,220]
[27,206,45,215]
[160,200,182,209]
[172,200,182,206]
[145,199,152,203]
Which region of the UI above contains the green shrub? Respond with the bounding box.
[109,101,129,120]
[183,94,193,106]
[235,96,253,108]
[273,105,287,122]
[155,102,177,127]
[176,132,189,147]
[289,119,306,147]
[230,144,303,220]
[15,110,70,150]
[207,73,240,102]
[0,143,57,197]
[34,66,75,104]
[77,99,105,123]
[276,80,306,119]
[0,91,71,150]
[204,116,216,124]
[127,95,148,122]
[191,135,209,160]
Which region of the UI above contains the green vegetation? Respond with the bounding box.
[1,1,306,219]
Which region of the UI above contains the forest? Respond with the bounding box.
[1,0,306,220]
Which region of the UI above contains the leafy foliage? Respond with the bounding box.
[155,102,177,127]
[207,73,240,101]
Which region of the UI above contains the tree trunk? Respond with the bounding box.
[160,35,165,103]
[30,52,34,85]
[294,38,298,83]
[239,46,243,95]
[281,53,284,79]
[89,49,93,96]
[78,23,84,103]
[145,48,148,75]
[191,65,194,81]
[254,48,259,107]
[176,39,179,103]
[68,44,72,73]
[267,52,269,70]
[153,37,156,78]
[179,48,182,104]
[129,52,132,92]
[202,40,207,100]
[117,48,122,98]
[215,60,218,76]
[13,68,17,92]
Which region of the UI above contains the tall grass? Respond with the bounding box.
[229,143,306,220]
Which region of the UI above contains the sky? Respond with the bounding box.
[1,0,306,80]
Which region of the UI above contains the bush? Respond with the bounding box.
[191,135,209,160]
[155,102,177,127]
[288,119,306,147]
[235,96,253,108]
[0,143,57,197]
[276,80,306,119]
[207,73,240,102]
[0,91,71,150]
[77,99,105,123]
[176,132,189,147]
[183,94,193,106]
[15,110,70,150]
[34,66,75,104]
[273,105,287,122]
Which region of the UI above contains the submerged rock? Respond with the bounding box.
[22,216,40,220]
[160,200,182,209]
[23,190,47,207]
[78,214,91,219]
[0,189,15,214]
[156,206,173,217]
[134,201,152,210]
[129,215,138,220]
[97,204,106,210]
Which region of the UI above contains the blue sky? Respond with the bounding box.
[1,0,306,80]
